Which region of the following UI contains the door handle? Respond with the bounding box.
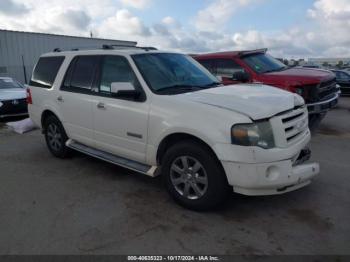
[57,96,64,102]
[97,102,106,110]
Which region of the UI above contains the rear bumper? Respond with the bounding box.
[0,99,28,119]
[307,93,338,114]
[0,112,28,118]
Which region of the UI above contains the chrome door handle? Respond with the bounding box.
[57,96,64,102]
[97,102,106,110]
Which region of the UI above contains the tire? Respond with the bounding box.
[162,140,230,211]
[44,115,70,158]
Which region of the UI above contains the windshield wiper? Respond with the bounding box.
[156,85,204,94]
[202,82,222,88]
[156,82,222,94]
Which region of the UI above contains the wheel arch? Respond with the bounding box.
[156,132,221,167]
[41,109,62,131]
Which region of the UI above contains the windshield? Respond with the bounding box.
[242,53,287,74]
[0,78,24,89]
[132,53,220,94]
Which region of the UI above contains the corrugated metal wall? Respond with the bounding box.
[0,30,136,84]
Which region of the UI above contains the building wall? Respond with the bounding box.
[0,30,136,84]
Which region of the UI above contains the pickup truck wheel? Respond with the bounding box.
[162,141,229,211]
[44,115,70,158]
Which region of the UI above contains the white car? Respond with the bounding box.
[0,77,28,119]
[28,47,319,210]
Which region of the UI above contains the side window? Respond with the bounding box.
[339,72,350,80]
[215,59,245,78]
[99,56,141,94]
[71,56,99,90]
[62,56,99,92]
[198,60,215,74]
[30,56,65,88]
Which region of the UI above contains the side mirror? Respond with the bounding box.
[216,75,223,82]
[232,71,250,82]
[111,82,140,98]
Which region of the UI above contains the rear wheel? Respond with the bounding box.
[162,141,230,211]
[44,115,70,158]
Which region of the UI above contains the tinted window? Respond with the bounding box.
[242,53,287,74]
[338,72,350,80]
[215,59,245,77]
[30,56,64,88]
[100,56,141,94]
[70,56,99,90]
[335,71,342,78]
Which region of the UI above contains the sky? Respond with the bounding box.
[0,0,350,58]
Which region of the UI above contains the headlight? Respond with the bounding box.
[231,121,275,149]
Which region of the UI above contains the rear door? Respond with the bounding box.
[92,55,150,163]
[58,55,100,147]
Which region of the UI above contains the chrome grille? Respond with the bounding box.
[318,78,337,101]
[270,106,309,148]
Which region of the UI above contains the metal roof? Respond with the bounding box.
[0,29,137,46]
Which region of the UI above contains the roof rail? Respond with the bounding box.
[102,44,157,51]
[53,44,157,52]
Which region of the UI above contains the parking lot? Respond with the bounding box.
[0,97,349,255]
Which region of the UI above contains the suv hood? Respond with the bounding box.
[262,67,335,85]
[0,88,26,101]
[178,84,302,120]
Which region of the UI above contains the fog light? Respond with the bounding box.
[266,166,280,181]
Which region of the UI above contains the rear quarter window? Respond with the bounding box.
[30,56,65,88]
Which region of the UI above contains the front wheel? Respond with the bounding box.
[162,141,230,211]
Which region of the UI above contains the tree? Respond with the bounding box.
[322,62,330,67]
[337,60,344,68]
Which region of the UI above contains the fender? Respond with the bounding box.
[146,126,220,166]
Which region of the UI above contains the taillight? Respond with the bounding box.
[26,88,32,104]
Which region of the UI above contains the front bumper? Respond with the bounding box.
[307,94,338,114]
[222,156,319,196]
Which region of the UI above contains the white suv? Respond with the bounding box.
[28,46,319,210]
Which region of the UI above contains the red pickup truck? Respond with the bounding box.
[193,49,339,128]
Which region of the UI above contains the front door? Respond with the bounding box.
[92,55,150,163]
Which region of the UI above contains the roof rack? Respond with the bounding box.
[53,44,157,52]
[102,44,158,51]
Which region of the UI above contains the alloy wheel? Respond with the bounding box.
[170,156,208,200]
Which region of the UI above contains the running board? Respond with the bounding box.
[66,140,159,177]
